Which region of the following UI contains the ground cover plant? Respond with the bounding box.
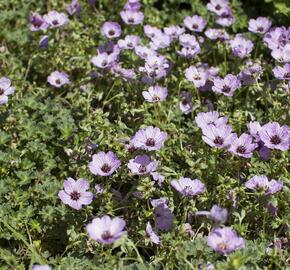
[0,0,289,269]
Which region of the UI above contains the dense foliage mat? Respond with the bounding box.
[0,0,289,269]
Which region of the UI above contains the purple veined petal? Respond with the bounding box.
[78,191,94,205]
[4,86,15,96]
[0,95,9,105]
[109,217,126,235]
[58,190,71,204]
[0,77,11,89]
[63,177,77,193]
[146,222,161,245]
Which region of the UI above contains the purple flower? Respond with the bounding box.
[177,47,200,59]
[124,0,141,11]
[196,205,228,224]
[205,28,229,41]
[146,222,161,245]
[128,155,157,175]
[151,197,168,208]
[58,178,93,210]
[118,35,140,49]
[131,126,167,151]
[101,22,122,39]
[195,111,228,130]
[185,66,209,88]
[216,9,234,27]
[271,44,290,63]
[142,85,168,102]
[238,61,262,86]
[178,34,200,58]
[179,34,199,48]
[154,203,174,231]
[207,0,229,15]
[144,54,170,72]
[179,91,193,115]
[151,172,165,186]
[97,41,121,55]
[230,35,254,58]
[248,17,272,34]
[44,11,69,28]
[0,77,15,105]
[139,54,170,83]
[120,10,144,25]
[164,25,185,39]
[263,27,289,51]
[29,12,48,31]
[183,15,207,32]
[91,52,118,68]
[212,74,241,97]
[135,45,156,59]
[67,0,81,15]
[144,25,162,39]
[247,121,262,141]
[39,35,49,49]
[171,177,205,196]
[111,64,136,81]
[210,205,228,224]
[32,265,51,270]
[259,122,289,151]
[86,215,126,244]
[245,175,283,195]
[150,34,172,50]
[47,71,70,88]
[197,64,220,92]
[247,121,272,160]
[202,124,236,149]
[89,151,121,176]
[229,133,257,158]
[207,227,245,255]
[273,63,290,80]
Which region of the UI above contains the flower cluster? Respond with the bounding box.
[2,0,288,268]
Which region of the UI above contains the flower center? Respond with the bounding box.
[55,79,61,85]
[128,18,134,23]
[193,74,201,80]
[218,242,228,250]
[33,18,43,27]
[192,24,198,29]
[101,60,108,67]
[236,146,246,154]
[108,30,115,36]
[101,163,111,173]
[0,88,4,95]
[270,135,281,145]
[216,4,221,10]
[127,42,133,48]
[222,85,231,93]
[257,26,264,32]
[52,20,59,26]
[146,138,156,147]
[101,230,112,240]
[138,165,147,174]
[152,95,160,101]
[181,98,188,105]
[70,191,80,201]
[213,136,224,145]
